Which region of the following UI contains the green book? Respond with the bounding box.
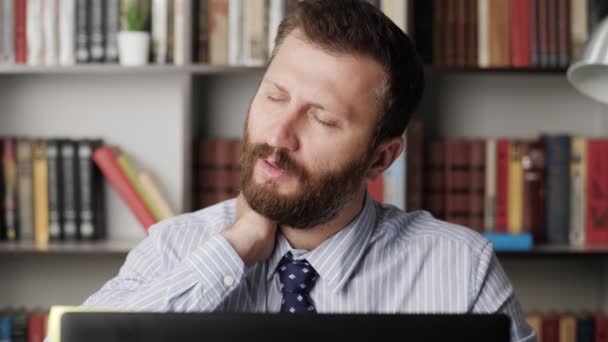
[116,154,164,221]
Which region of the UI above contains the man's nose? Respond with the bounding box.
[267,107,301,152]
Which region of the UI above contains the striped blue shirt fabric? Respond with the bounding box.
[81,193,536,342]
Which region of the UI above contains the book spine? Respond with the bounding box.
[466,0,478,68]
[60,141,79,241]
[196,0,208,63]
[495,139,510,233]
[559,316,577,342]
[59,0,76,66]
[227,0,243,65]
[27,0,44,66]
[547,0,558,68]
[17,139,34,241]
[512,0,531,68]
[139,172,175,219]
[425,139,446,220]
[173,0,191,65]
[105,0,120,63]
[478,0,490,68]
[444,0,457,67]
[267,0,285,56]
[484,139,496,232]
[0,0,14,63]
[570,0,587,61]
[586,139,608,244]
[455,0,467,67]
[116,153,164,221]
[433,0,445,67]
[529,0,539,67]
[77,140,95,240]
[507,140,524,234]
[152,0,169,64]
[522,140,546,241]
[89,0,105,62]
[545,135,571,244]
[569,136,586,246]
[43,0,58,66]
[469,140,486,232]
[406,120,424,211]
[75,0,90,63]
[0,139,4,240]
[489,0,511,67]
[32,140,49,246]
[3,137,18,241]
[541,316,560,342]
[538,0,549,67]
[92,146,156,232]
[47,140,64,241]
[14,0,27,64]
[557,0,570,68]
[445,140,469,227]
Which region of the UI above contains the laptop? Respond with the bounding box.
[60,312,510,342]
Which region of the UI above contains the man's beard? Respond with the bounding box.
[239,131,371,229]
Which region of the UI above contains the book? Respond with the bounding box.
[545,135,571,244]
[17,139,34,241]
[557,0,570,68]
[522,140,546,242]
[60,140,79,241]
[0,140,4,240]
[570,0,588,61]
[484,139,497,232]
[526,313,543,341]
[3,137,18,241]
[569,136,587,246]
[484,232,533,251]
[478,0,490,68]
[43,0,59,66]
[27,0,44,66]
[90,0,105,62]
[266,0,284,56]
[445,140,470,227]
[542,315,560,342]
[586,139,608,245]
[59,0,77,66]
[466,0,478,68]
[0,0,15,63]
[93,146,156,232]
[152,0,169,64]
[577,316,595,342]
[489,0,511,67]
[105,0,120,63]
[76,0,90,63]
[77,139,105,240]
[32,140,49,246]
[508,140,524,234]
[14,0,27,64]
[559,315,577,342]
[47,140,64,241]
[116,152,164,221]
[405,119,424,211]
[495,139,510,233]
[511,0,531,67]
[173,0,191,65]
[138,171,175,219]
[469,139,486,232]
[210,0,230,65]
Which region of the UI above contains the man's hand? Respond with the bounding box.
[221,194,278,267]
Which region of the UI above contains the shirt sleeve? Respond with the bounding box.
[80,222,246,312]
[469,242,537,342]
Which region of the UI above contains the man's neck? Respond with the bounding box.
[279,189,367,251]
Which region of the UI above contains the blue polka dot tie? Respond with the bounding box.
[277,252,319,313]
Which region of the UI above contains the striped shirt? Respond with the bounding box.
[82,193,536,342]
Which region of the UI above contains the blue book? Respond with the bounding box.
[0,315,12,342]
[483,233,533,252]
[577,317,595,342]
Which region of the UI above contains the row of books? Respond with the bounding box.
[413,0,608,69]
[0,137,106,244]
[525,312,608,342]
[91,145,175,233]
[192,138,242,209]
[423,135,608,247]
[0,308,46,342]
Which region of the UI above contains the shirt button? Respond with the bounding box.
[223,275,235,287]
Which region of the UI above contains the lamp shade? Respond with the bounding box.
[567,17,608,104]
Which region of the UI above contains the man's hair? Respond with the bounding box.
[272,0,425,145]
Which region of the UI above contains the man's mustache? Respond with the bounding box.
[246,143,308,180]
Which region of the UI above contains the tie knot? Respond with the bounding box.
[277,252,318,294]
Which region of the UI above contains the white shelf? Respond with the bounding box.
[0,240,140,255]
[0,64,264,75]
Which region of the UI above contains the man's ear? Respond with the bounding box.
[364,136,404,182]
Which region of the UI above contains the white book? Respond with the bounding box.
[267,0,285,56]
[243,0,266,66]
[228,0,243,65]
[44,0,59,66]
[570,0,588,61]
[0,0,14,63]
[383,150,406,211]
[569,137,586,247]
[59,0,76,65]
[174,0,191,65]
[484,139,496,232]
[380,0,410,34]
[478,0,490,68]
[27,0,44,66]
[152,0,169,64]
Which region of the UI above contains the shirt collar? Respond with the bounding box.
[265,192,377,293]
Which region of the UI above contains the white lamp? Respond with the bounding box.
[567,18,608,104]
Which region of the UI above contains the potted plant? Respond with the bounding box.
[117,3,150,66]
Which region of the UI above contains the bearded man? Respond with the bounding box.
[82,1,536,341]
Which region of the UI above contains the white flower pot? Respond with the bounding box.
[117,31,150,66]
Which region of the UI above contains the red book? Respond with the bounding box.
[541,316,560,342]
[424,139,446,219]
[597,314,608,342]
[27,313,45,342]
[368,176,383,203]
[14,0,27,64]
[469,140,486,232]
[445,140,469,227]
[512,0,531,67]
[522,140,546,241]
[92,146,156,232]
[586,139,608,244]
[495,139,510,232]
